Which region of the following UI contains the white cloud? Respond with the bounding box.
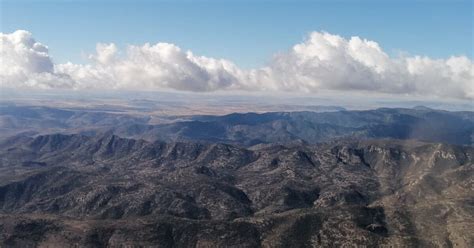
[0,30,73,89]
[56,42,244,91]
[90,43,118,64]
[1,30,473,99]
[262,32,473,99]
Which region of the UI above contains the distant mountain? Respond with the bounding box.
[2,105,472,146]
[412,105,433,111]
[112,108,474,146]
[0,105,150,138]
[0,133,472,247]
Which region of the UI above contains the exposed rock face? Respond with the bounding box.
[0,133,472,247]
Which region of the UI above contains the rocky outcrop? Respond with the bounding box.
[0,134,472,247]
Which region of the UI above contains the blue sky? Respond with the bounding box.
[1,0,472,68]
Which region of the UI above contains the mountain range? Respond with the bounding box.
[1,105,473,146]
[0,132,473,247]
[0,105,473,247]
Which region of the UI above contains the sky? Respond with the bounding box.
[0,0,473,101]
[1,0,472,67]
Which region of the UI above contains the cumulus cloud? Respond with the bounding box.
[56,42,245,91]
[260,32,473,99]
[1,30,473,99]
[0,30,74,89]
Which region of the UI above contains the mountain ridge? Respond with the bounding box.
[2,106,473,146]
[0,133,472,247]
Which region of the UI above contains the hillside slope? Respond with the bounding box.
[0,134,472,247]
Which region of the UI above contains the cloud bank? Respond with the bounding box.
[1,30,473,99]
